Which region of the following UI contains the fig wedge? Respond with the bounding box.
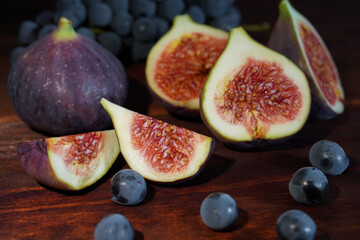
[268,0,344,119]
[101,98,215,183]
[200,27,311,148]
[17,130,120,191]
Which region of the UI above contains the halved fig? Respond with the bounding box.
[17,130,120,191]
[268,0,344,119]
[100,98,215,183]
[200,27,311,148]
[145,14,228,119]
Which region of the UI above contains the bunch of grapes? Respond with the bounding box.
[11,0,242,65]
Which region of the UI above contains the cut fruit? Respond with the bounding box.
[17,130,120,191]
[145,14,228,119]
[200,27,311,148]
[268,0,344,119]
[101,98,215,183]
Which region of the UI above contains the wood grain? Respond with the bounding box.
[1,1,360,239]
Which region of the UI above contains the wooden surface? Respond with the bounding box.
[1,1,360,239]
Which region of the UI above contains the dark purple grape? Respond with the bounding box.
[111,169,147,206]
[276,209,316,240]
[289,167,328,205]
[309,140,349,175]
[153,17,169,37]
[200,192,238,231]
[111,12,133,36]
[186,5,206,24]
[226,6,242,26]
[10,46,26,65]
[35,10,55,26]
[82,0,102,8]
[38,24,56,39]
[98,31,122,55]
[94,214,134,240]
[89,3,113,27]
[131,0,156,17]
[132,17,157,42]
[158,0,185,21]
[106,0,129,14]
[76,27,96,40]
[210,15,237,32]
[17,20,39,45]
[199,0,233,18]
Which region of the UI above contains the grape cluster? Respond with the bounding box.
[11,0,242,65]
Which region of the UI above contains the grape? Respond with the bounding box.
[276,209,316,240]
[35,10,54,26]
[38,24,56,39]
[55,0,86,27]
[199,0,233,18]
[132,40,155,62]
[10,46,26,65]
[210,16,238,32]
[309,140,349,175]
[153,17,169,37]
[106,0,129,14]
[111,12,133,36]
[76,27,96,40]
[130,0,156,17]
[110,169,147,206]
[158,0,185,21]
[186,5,206,24]
[89,3,113,27]
[94,214,134,240]
[289,167,328,205]
[226,6,242,26]
[17,20,39,45]
[132,17,157,42]
[98,31,122,55]
[82,0,102,8]
[200,192,238,231]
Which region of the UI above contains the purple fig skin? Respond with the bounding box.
[17,140,71,190]
[268,1,342,120]
[7,19,128,136]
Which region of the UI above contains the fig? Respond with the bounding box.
[268,0,344,119]
[7,17,128,136]
[200,27,311,148]
[100,98,215,183]
[145,14,228,119]
[17,130,120,191]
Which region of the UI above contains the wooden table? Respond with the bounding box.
[1,1,359,239]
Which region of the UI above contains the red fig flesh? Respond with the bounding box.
[17,130,120,191]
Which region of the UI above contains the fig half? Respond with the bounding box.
[268,0,344,119]
[101,98,215,183]
[200,27,311,148]
[145,14,228,119]
[17,130,120,191]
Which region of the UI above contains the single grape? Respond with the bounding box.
[17,20,38,45]
[130,0,156,17]
[309,140,349,175]
[289,167,328,205]
[132,17,157,42]
[210,15,237,32]
[199,0,234,18]
[186,5,206,24]
[200,192,238,231]
[94,214,134,240]
[77,27,96,40]
[153,17,169,37]
[111,12,133,36]
[38,24,56,39]
[89,3,113,27]
[131,40,155,62]
[226,6,242,26]
[158,0,185,21]
[276,209,316,240]
[98,31,122,55]
[111,169,147,206]
[10,46,26,65]
[35,10,55,26]
[106,0,129,14]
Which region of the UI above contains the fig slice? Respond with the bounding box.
[145,14,228,119]
[200,27,311,148]
[17,130,120,191]
[268,0,344,119]
[100,98,215,183]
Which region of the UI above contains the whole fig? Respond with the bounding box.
[7,17,128,135]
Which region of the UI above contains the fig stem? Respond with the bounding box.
[53,17,77,41]
[240,22,271,32]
